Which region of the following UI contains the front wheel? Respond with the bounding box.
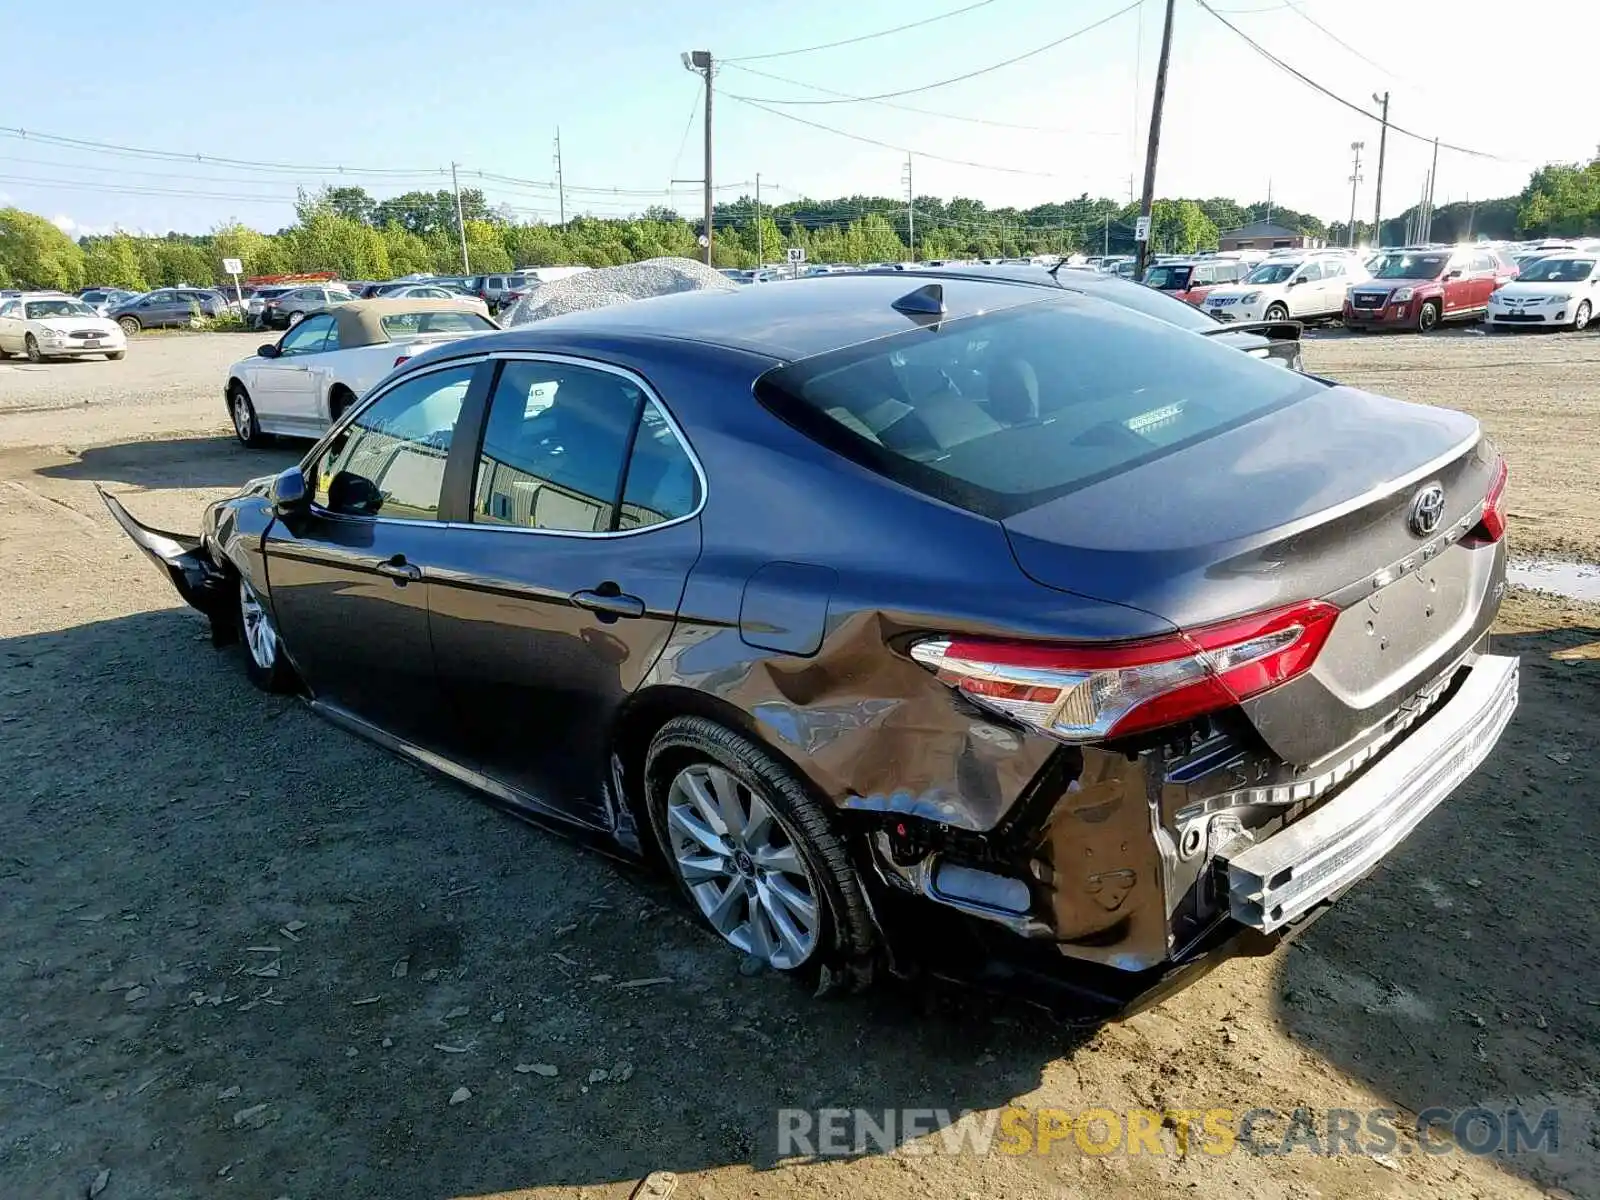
[1573,300,1591,331]
[1417,300,1441,333]
[644,717,876,984]
[1264,303,1289,322]
[24,335,44,363]
[118,316,141,336]
[228,383,267,448]
[238,578,296,693]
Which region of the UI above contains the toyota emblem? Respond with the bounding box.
[1408,484,1446,537]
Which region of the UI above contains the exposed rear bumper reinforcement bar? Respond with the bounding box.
[1223,653,1519,933]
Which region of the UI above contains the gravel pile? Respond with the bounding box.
[498,256,737,326]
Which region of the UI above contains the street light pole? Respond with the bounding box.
[1347,141,1365,247]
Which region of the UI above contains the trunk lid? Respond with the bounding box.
[1002,384,1503,762]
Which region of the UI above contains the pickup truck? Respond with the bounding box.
[223,299,497,446]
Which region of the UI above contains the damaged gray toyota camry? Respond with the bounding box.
[103,273,1517,1015]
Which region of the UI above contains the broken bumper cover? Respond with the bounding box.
[97,486,228,616]
[1224,653,1519,933]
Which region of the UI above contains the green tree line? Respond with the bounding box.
[2,158,1596,291]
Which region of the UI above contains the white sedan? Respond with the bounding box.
[1487,254,1600,330]
[224,298,497,446]
[0,294,127,361]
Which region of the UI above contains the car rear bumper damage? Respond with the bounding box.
[1222,653,1518,932]
[857,643,1516,1013]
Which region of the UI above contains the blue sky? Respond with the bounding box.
[3,0,1596,236]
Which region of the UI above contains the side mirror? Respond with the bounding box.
[258,343,280,359]
[1444,269,1462,280]
[326,471,382,516]
[270,467,309,517]
[1287,277,1304,287]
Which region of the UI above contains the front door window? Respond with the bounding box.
[312,365,475,520]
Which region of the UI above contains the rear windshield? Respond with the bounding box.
[1143,264,1193,290]
[756,298,1321,519]
[379,310,495,337]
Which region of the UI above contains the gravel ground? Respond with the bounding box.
[1302,326,1600,563]
[1,327,1597,1200]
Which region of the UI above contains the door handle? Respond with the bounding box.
[375,556,422,582]
[570,587,645,619]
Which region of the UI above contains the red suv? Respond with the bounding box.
[1344,246,1519,332]
[1142,258,1250,307]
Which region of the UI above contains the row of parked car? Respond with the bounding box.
[1141,238,1600,333]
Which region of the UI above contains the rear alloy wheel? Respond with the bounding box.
[229,383,266,448]
[645,717,876,985]
[1417,300,1441,333]
[1264,303,1289,323]
[1573,301,1591,331]
[237,578,295,693]
[285,310,305,328]
[118,316,141,337]
[24,335,44,363]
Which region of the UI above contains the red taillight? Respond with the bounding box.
[394,354,411,367]
[1467,456,1508,545]
[910,600,1339,742]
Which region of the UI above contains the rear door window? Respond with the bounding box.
[756,298,1321,519]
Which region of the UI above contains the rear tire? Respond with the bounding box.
[237,578,296,693]
[328,385,356,426]
[644,716,876,989]
[107,350,126,361]
[228,382,267,448]
[24,335,44,363]
[1417,300,1441,333]
[118,316,141,336]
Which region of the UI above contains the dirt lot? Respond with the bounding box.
[1,331,1597,1200]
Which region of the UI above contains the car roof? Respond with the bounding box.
[492,273,1057,361]
[332,298,489,348]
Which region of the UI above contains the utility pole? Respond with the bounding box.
[553,129,566,226]
[1104,210,1110,257]
[1371,91,1389,249]
[679,51,714,265]
[754,172,762,267]
[1424,136,1440,242]
[450,161,469,273]
[1465,192,1476,241]
[1265,177,1273,225]
[1346,141,1365,247]
[902,155,915,259]
[1134,0,1176,280]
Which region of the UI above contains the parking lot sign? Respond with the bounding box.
[1134,216,1151,242]
[786,247,806,264]
[222,257,243,276]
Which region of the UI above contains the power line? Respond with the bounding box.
[1193,0,1514,161]
[1283,0,1402,83]
[0,125,445,175]
[723,95,1067,177]
[727,0,1000,62]
[720,63,1121,134]
[725,2,1143,104]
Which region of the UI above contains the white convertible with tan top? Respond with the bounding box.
[223,298,497,446]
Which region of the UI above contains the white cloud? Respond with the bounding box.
[50,213,114,237]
